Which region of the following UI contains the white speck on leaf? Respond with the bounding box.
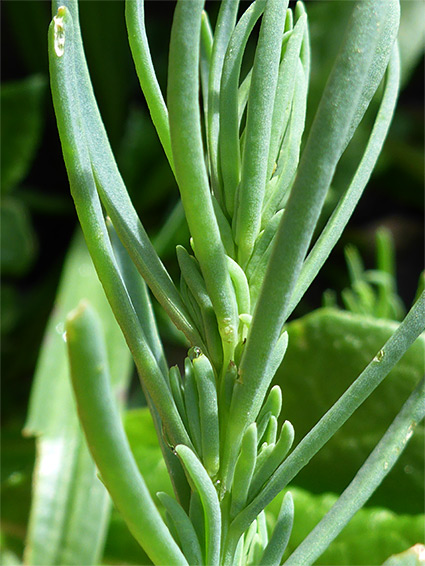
[53,8,66,57]
[373,349,384,362]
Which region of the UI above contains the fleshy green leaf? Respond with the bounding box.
[219,0,266,217]
[65,299,187,566]
[284,377,425,565]
[167,0,239,360]
[274,308,424,514]
[48,3,191,449]
[125,0,174,172]
[230,293,424,543]
[266,487,425,566]
[382,544,425,566]
[398,0,425,87]
[234,0,289,266]
[23,231,132,566]
[51,0,201,349]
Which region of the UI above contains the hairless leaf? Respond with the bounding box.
[200,10,213,131]
[218,360,238,446]
[51,0,201,348]
[288,44,400,316]
[228,1,400,467]
[258,492,294,566]
[267,12,306,179]
[262,59,307,225]
[248,421,294,500]
[221,332,288,489]
[125,0,174,173]
[193,353,221,478]
[246,210,283,281]
[226,256,251,317]
[231,423,257,518]
[168,0,239,362]
[219,0,266,218]
[234,0,289,267]
[238,67,252,126]
[257,386,283,423]
[189,491,206,554]
[211,196,236,258]
[176,445,222,566]
[230,291,425,540]
[177,246,223,368]
[152,200,186,258]
[207,0,240,198]
[107,219,191,507]
[157,491,204,566]
[66,300,188,566]
[192,354,220,477]
[48,5,190,450]
[106,218,168,378]
[284,377,425,566]
[256,412,273,447]
[181,276,204,341]
[296,2,310,85]
[169,366,189,432]
[184,358,203,458]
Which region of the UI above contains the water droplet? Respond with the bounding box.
[188,346,202,360]
[53,9,66,57]
[62,331,67,343]
[383,461,389,470]
[55,322,64,334]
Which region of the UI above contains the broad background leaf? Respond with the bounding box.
[273,308,424,514]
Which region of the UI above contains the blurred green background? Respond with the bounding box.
[1,1,424,564]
